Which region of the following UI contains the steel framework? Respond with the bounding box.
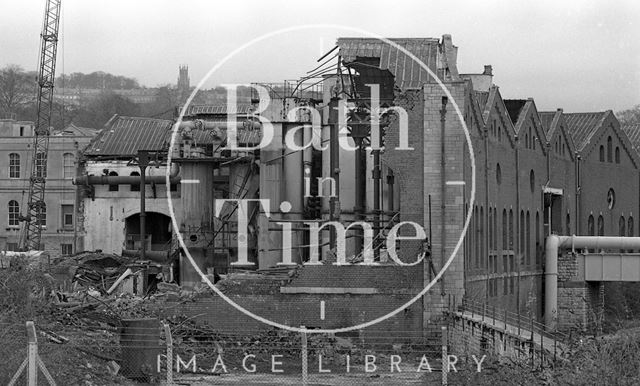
[20,0,61,250]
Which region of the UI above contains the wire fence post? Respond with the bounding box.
[163,323,173,385]
[27,321,37,386]
[8,321,56,386]
[441,326,448,386]
[301,325,308,386]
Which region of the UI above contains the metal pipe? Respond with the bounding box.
[73,175,180,185]
[440,96,448,295]
[544,235,640,330]
[515,134,521,315]
[139,151,147,262]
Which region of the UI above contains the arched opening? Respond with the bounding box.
[599,145,605,162]
[597,215,604,236]
[124,212,172,252]
[130,171,140,192]
[108,171,119,192]
[588,215,595,236]
[607,136,613,162]
[615,147,620,164]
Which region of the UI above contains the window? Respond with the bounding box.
[130,171,140,192]
[615,147,620,164]
[63,153,75,179]
[5,242,18,252]
[488,208,493,251]
[35,152,46,178]
[496,163,502,185]
[509,209,514,249]
[529,170,535,193]
[607,188,616,210]
[61,243,73,255]
[9,153,20,178]
[598,215,604,236]
[536,211,540,266]
[607,136,613,162]
[502,209,508,250]
[600,146,605,162]
[566,213,571,236]
[61,205,73,229]
[620,216,626,253]
[526,211,531,266]
[493,207,497,252]
[8,200,19,227]
[108,171,119,192]
[520,210,525,264]
[629,217,634,237]
[38,204,46,228]
[588,215,595,236]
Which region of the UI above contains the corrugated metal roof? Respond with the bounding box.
[183,104,253,116]
[622,124,640,150]
[563,112,607,151]
[337,38,440,89]
[84,116,173,157]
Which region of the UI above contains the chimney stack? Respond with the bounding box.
[483,65,493,76]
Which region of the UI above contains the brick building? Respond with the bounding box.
[68,35,640,332]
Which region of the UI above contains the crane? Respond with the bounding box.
[19,0,62,251]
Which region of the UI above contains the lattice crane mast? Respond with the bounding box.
[19,0,62,251]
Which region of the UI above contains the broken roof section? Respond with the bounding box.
[503,99,528,125]
[84,115,173,158]
[563,112,608,152]
[336,35,459,89]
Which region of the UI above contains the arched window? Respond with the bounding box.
[629,216,634,237]
[502,209,508,250]
[493,207,498,253]
[35,152,46,178]
[620,216,626,253]
[480,206,485,269]
[8,200,19,226]
[496,163,502,185]
[615,147,620,164]
[9,153,20,178]
[108,171,119,192]
[509,209,514,249]
[566,213,571,236]
[63,153,75,179]
[607,136,613,162]
[599,145,605,162]
[525,133,529,149]
[535,211,540,266]
[588,215,595,236]
[598,215,604,236]
[474,206,479,267]
[130,171,140,192]
[487,208,495,251]
[526,211,531,266]
[520,210,525,265]
[530,170,535,193]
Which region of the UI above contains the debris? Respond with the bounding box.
[106,361,120,376]
[106,268,132,294]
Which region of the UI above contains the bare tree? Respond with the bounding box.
[0,65,34,117]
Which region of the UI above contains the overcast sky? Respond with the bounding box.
[1,0,639,112]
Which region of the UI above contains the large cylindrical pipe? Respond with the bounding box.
[545,235,640,330]
[73,175,181,185]
[73,165,180,186]
[544,235,559,330]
